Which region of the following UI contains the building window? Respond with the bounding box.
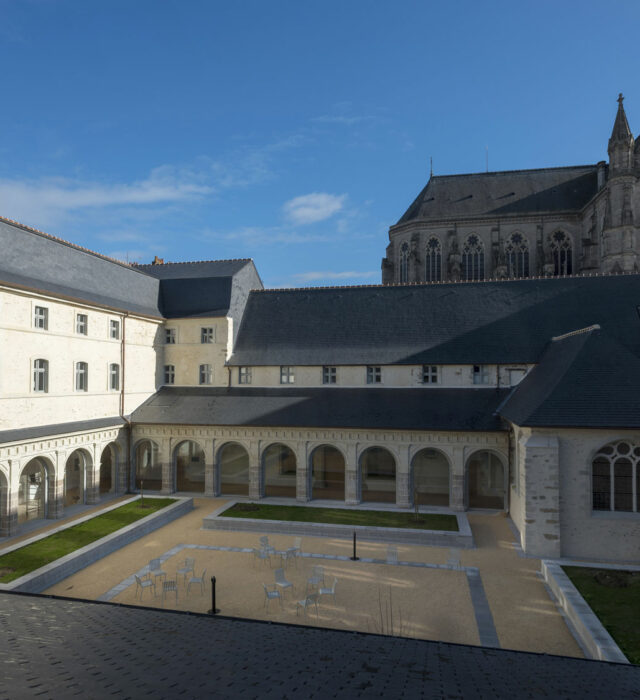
[550,230,573,276]
[110,320,120,339]
[505,232,529,278]
[592,441,639,512]
[199,364,212,385]
[422,365,438,383]
[425,237,442,282]
[399,242,409,283]
[76,313,88,335]
[165,328,176,344]
[462,234,485,281]
[33,359,48,393]
[280,366,295,384]
[322,366,337,384]
[201,327,214,344]
[473,365,489,384]
[75,362,88,391]
[34,306,48,330]
[238,366,252,384]
[110,363,120,391]
[367,366,382,384]
[164,364,175,385]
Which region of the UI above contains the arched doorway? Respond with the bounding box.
[135,440,162,491]
[99,443,118,495]
[65,450,89,506]
[263,443,296,498]
[18,458,48,524]
[412,448,450,507]
[467,451,505,509]
[360,447,396,503]
[310,445,345,500]
[218,443,249,495]
[175,440,205,492]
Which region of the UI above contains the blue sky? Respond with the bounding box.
[0,0,639,288]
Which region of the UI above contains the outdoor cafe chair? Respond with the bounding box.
[274,568,294,598]
[134,574,155,600]
[148,558,167,584]
[306,565,324,595]
[318,577,338,603]
[278,546,298,568]
[188,568,207,595]
[259,535,276,555]
[177,557,196,584]
[252,547,271,567]
[162,579,178,605]
[296,593,319,618]
[263,583,282,611]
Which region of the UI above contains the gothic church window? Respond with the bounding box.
[399,242,409,283]
[505,232,529,277]
[462,234,484,281]
[550,230,572,276]
[592,441,639,512]
[425,237,442,282]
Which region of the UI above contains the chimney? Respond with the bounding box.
[152,256,164,265]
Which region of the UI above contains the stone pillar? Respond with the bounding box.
[85,444,100,505]
[296,442,310,502]
[248,441,262,500]
[450,446,465,512]
[160,439,174,494]
[116,442,127,494]
[49,451,65,519]
[396,445,411,508]
[520,434,561,558]
[1,484,16,537]
[345,444,359,505]
[204,440,216,497]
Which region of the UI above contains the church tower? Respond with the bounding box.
[601,94,639,273]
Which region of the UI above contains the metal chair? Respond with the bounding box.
[293,537,302,557]
[148,558,167,584]
[263,583,282,611]
[187,568,207,595]
[252,547,271,567]
[274,568,293,598]
[259,536,276,555]
[296,593,319,618]
[318,577,338,602]
[177,557,195,584]
[306,565,324,594]
[278,547,298,569]
[134,574,155,600]
[162,579,178,604]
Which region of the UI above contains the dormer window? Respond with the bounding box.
[473,365,489,385]
[422,365,438,384]
[280,366,295,384]
[367,366,382,384]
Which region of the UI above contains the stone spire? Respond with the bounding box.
[608,93,634,173]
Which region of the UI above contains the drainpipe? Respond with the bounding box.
[227,365,232,388]
[120,314,132,493]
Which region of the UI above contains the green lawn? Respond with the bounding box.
[220,503,459,531]
[563,566,640,665]
[0,498,175,583]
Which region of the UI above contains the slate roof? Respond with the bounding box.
[131,386,509,432]
[1,592,638,699]
[499,327,640,428]
[229,274,640,366]
[396,165,600,225]
[0,416,126,446]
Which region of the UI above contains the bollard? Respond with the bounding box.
[350,531,359,561]
[208,575,220,614]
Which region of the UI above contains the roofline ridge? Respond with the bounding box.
[133,257,253,267]
[552,324,601,342]
[430,164,598,180]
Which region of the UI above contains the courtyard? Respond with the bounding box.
[40,497,583,658]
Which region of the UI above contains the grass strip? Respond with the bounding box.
[563,566,640,665]
[220,502,458,531]
[0,498,175,583]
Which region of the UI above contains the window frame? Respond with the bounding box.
[201,327,214,344]
[592,441,639,513]
[366,366,382,384]
[165,328,176,345]
[75,361,88,392]
[322,366,337,384]
[280,366,295,385]
[164,364,175,385]
[238,366,252,385]
[422,365,439,384]
[34,306,48,330]
[199,364,213,385]
[472,365,489,385]
[109,363,120,391]
[110,319,120,340]
[33,358,49,393]
[76,313,88,335]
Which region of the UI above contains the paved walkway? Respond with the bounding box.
[42,497,583,657]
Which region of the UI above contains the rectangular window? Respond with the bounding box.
[238,366,252,384]
[322,366,337,384]
[76,313,88,335]
[110,363,120,391]
[164,364,175,385]
[422,365,438,384]
[33,359,48,393]
[280,366,295,384]
[199,364,212,385]
[110,320,120,339]
[366,366,382,384]
[165,328,176,344]
[201,327,214,344]
[75,362,88,391]
[34,306,48,330]
[473,365,489,385]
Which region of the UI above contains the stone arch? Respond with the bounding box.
[466,449,506,509]
[591,439,639,513]
[174,440,206,493]
[462,233,485,281]
[262,443,297,498]
[504,231,530,278]
[359,446,396,503]
[411,448,451,507]
[18,457,51,524]
[309,444,345,501]
[99,442,119,496]
[217,442,249,496]
[0,467,9,537]
[548,229,573,276]
[64,448,92,507]
[134,439,162,491]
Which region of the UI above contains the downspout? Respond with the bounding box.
[120,314,132,493]
[227,365,232,388]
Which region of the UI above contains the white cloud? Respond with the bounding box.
[291,270,378,283]
[282,193,346,225]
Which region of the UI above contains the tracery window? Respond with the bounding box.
[505,232,529,278]
[399,242,409,283]
[550,230,572,276]
[425,237,442,282]
[462,234,484,281]
[592,441,639,512]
